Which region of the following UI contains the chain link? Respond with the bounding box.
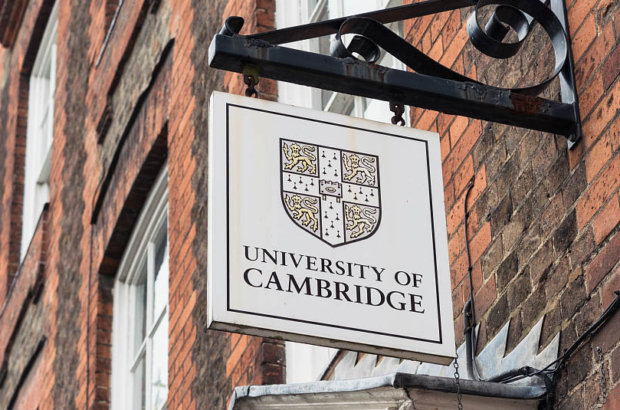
[597,347,608,408]
[243,74,259,98]
[389,101,405,126]
[454,353,464,410]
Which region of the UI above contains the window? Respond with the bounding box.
[111,166,169,410]
[276,0,406,383]
[21,1,58,260]
[277,0,408,123]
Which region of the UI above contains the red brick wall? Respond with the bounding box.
[2,0,618,409]
[403,0,620,408]
[1,0,281,409]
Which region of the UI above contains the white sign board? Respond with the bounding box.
[208,92,455,364]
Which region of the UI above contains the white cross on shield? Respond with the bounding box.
[281,138,382,247]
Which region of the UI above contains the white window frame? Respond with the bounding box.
[277,0,407,384]
[111,165,169,410]
[21,1,58,261]
[276,0,409,123]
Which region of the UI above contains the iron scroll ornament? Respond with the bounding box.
[213,0,581,144]
[330,1,569,96]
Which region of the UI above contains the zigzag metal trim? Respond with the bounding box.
[328,316,560,386]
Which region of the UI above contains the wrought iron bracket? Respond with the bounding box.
[209,0,581,147]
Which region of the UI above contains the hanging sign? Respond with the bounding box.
[207,92,455,364]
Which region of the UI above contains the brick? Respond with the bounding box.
[571,227,596,268]
[484,141,507,182]
[482,235,503,276]
[575,22,616,90]
[562,163,587,208]
[501,216,524,253]
[420,30,432,54]
[548,153,570,196]
[553,211,578,255]
[452,282,465,318]
[522,285,546,329]
[454,155,473,197]
[448,225,462,265]
[444,180,455,210]
[602,264,620,309]
[577,155,620,229]
[469,222,491,265]
[416,109,438,131]
[579,71,604,118]
[611,117,620,152]
[531,135,558,182]
[517,222,542,267]
[429,35,443,61]
[474,274,497,320]
[511,164,534,206]
[545,256,570,300]
[446,196,464,236]
[467,165,486,209]
[440,134,451,163]
[430,11,450,42]
[594,194,620,243]
[450,249,469,288]
[486,293,509,335]
[583,369,605,409]
[472,127,494,169]
[541,195,564,234]
[442,10,460,46]
[557,388,583,410]
[586,231,620,291]
[490,193,513,238]
[561,274,588,320]
[439,28,468,68]
[449,116,468,147]
[594,308,620,354]
[573,14,597,62]
[462,260,483,296]
[437,113,452,135]
[507,269,531,309]
[603,44,620,89]
[530,240,555,283]
[568,0,597,36]
[578,77,620,156]
[612,345,620,382]
[586,132,612,182]
[496,251,518,292]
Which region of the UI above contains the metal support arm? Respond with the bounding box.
[209,34,577,137]
[210,0,581,145]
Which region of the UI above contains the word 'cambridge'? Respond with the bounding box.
[243,246,426,313]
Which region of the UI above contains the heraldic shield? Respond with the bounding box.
[281,138,381,247]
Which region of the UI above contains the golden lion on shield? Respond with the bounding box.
[345,204,377,239]
[343,153,376,185]
[283,142,317,174]
[285,194,319,232]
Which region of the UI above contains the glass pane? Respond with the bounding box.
[153,223,168,317]
[150,315,168,410]
[343,0,377,16]
[363,99,392,123]
[133,355,146,410]
[312,6,334,109]
[134,264,147,356]
[308,0,320,17]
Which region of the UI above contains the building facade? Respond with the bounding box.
[0,0,619,409]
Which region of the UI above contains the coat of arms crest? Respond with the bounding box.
[281,138,381,247]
